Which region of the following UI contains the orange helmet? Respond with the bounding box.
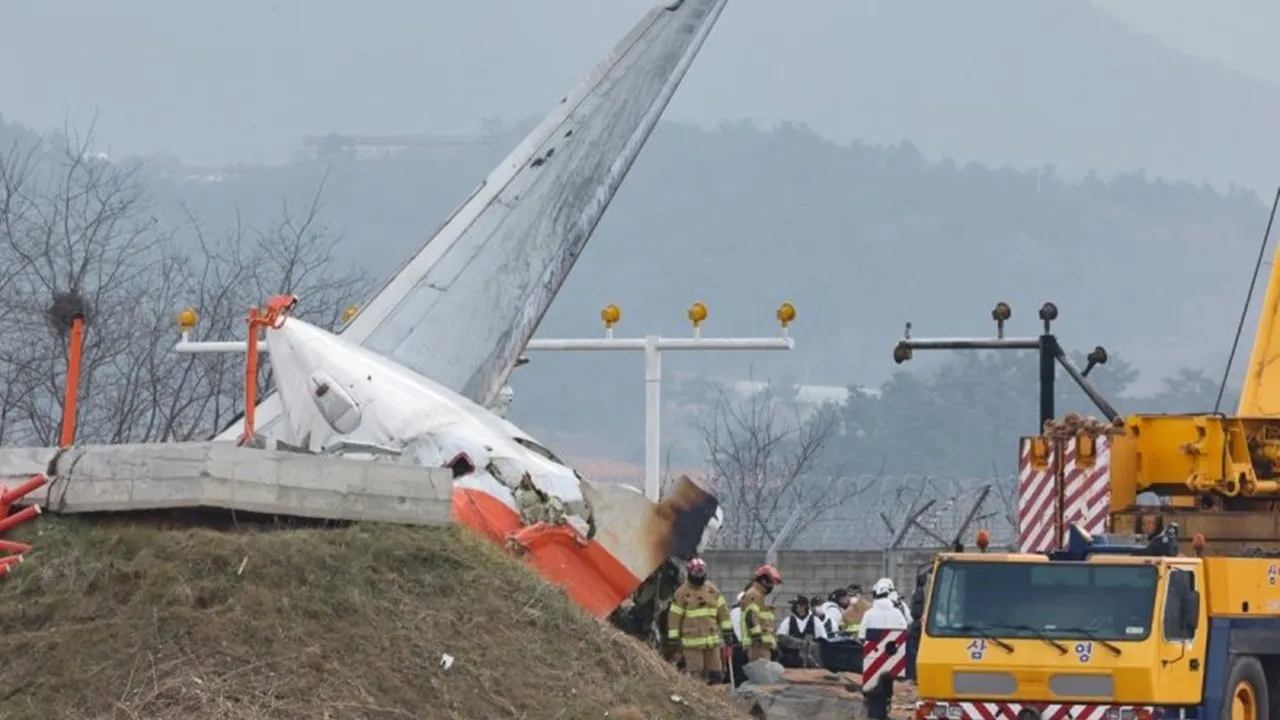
[686,558,707,577]
[754,564,782,585]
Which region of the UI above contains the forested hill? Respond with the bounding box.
[139,118,1267,394]
[0,112,1267,462]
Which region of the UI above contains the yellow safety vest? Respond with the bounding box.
[667,582,733,648]
[739,582,778,648]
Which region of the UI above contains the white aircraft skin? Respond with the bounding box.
[0,294,721,618]
[217,0,729,444]
[0,0,731,615]
[266,305,590,525]
[262,301,722,586]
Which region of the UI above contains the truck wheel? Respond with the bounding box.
[1225,655,1269,720]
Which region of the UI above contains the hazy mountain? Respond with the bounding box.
[4,0,1277,460]
[3,0,1278,191]
[6,116,1244,461]
[708,0,1280,191]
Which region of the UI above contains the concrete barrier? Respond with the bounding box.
[0,442,453,525]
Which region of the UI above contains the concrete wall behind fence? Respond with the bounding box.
[702,548,942,602]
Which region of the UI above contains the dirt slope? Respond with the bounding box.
[0,519,748,720]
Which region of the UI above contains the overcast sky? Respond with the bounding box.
[1102,0,1280,85]
[3,1,1278,175]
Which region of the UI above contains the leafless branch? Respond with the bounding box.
[698,384,872,550]
[0,125,373,446]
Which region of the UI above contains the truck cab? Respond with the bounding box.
[916,524,1280,720]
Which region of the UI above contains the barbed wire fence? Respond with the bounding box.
[711,474,1017,548]
[702,472,1020,594]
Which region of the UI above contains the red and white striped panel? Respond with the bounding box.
[1017,437,1059,553]
[1060,435,1111,538]
[862,628,908,688]
[916,700,1156,720]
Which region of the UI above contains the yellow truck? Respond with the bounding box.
[903,198,1280,720]
[916,522,1280,720]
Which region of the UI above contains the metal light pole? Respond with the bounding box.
[890,301,1120,429]
[172,301,799,502]
[520,301,797,501]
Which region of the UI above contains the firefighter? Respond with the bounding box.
[842,583,871,636]
[739,564,782,663]
[666,558,734,683]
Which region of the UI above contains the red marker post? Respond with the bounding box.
[0,474,48,579]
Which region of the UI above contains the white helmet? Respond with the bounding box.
[872,577,895,598]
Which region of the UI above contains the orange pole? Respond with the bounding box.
[0,539,32,554]
[0,474,46,582]
[241,307,261,444]
[0,554,22,575]
[0,505,40,534]
[59,315,85,447]
[0,474,46,506]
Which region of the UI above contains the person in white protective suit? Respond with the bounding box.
[858,578,909,640]
[818,588,848,636]
[861,577,909,720]
[729,590,746,642]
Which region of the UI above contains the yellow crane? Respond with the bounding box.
[900,188,1280,720]
[893,189,1280,551]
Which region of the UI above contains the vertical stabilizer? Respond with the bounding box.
[218,0,728,442]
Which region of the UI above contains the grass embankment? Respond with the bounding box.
[0,519,748,720]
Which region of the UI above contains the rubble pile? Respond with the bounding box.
[732,665,919,720]
[1042,411,1125,438]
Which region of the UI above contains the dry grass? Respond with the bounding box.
[0,519,750,720]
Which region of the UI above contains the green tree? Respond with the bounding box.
[836,348,1139,477]
[1136,367,1238,414]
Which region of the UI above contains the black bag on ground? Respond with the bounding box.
[819,637,863,673]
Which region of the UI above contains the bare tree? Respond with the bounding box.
[0,125,371,446]
[699,385,870,550]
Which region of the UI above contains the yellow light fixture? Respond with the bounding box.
[776,302,796,328]
[177,307,198,332]
[687,302,708,327]
[600,304,621,328]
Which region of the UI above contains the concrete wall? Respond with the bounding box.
[702,547,941,601]
[0,442,454,526]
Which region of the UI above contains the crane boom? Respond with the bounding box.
[1238,192,1280,416]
